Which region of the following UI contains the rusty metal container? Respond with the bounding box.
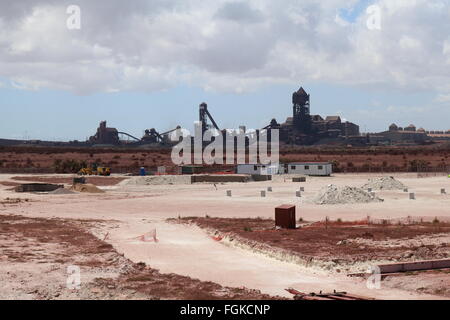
[275,205,296,229]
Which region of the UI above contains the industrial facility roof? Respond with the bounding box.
[325,116,341,122]
[295,87,308,95]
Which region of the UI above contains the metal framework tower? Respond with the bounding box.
[199,102,220,135]
[292,87,312,134]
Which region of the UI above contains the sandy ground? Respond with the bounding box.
[0,172,449,299]
[0,215,274,300]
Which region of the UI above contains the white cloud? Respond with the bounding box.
[435,93,450,103]
[386,105,426,113]
[0,0,449,95]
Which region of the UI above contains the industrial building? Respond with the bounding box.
[425,130,450,141]
[85,87,362,148]
[236,164,280,175]
[89,121,120,145]
[287,162,333,176]
[87,121,181,147]
[263,87,361,145]
[369,123,429,145]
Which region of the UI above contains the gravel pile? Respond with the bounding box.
[49,188,76,195]
[119,175,192,186]
[361,176,407,191]
[313,184,383,205]
[70,183,105,193]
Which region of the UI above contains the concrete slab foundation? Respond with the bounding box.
[15,183,64,193]
[378,259,450,274]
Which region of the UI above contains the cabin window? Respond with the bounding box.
[305,166,310,170]
[254,165,258,171]
[318,166,323,170]
[291,165,296,170]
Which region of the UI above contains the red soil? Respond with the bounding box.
[0,145,449,174]
[179,217,450,262]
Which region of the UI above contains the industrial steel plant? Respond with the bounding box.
[2,87,448,149]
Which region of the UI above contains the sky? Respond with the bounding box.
[0,0,449,141]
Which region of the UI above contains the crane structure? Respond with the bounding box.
[199,102,220,136]
[141,126,181,145]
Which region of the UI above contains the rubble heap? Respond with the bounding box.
[313,184,383,205]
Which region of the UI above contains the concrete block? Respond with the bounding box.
[296,191,302,197]
[267,187,273,192]
[226,190,232,197]
[378,259,450,274]
[192,175,250,183]
[367,188,372,193]
[409,193,415,200]
[441,188,446,195]
[300,187,305,192]
[252,175,272,182]
[261,190,266,197]
[403,188,408,193]
[157,166,166,175]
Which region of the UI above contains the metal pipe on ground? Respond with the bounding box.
[286,288,372,301]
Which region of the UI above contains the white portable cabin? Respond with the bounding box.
[287,162,332,176]
[237,164,280,175]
